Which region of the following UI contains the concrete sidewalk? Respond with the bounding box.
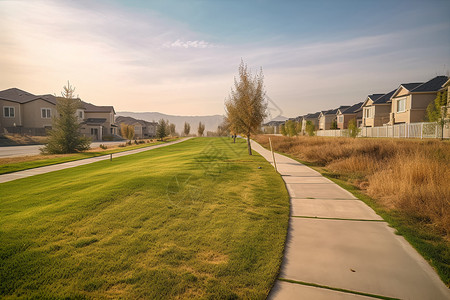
[0,138,191,184]
[251,141,449,300]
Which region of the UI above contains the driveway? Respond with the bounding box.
[0,141,126,158]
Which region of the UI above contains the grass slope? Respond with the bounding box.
[0,137,289,299]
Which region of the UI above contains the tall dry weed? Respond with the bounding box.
[254,135,450,238]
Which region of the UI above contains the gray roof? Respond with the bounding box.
[373,89,396,104]
[411,76,448,93]
[81,101,115,113]
[263,120,285,126]
[324,106,349,115]
[0,88,56,104]
[83,118,107,125]
[367,94,384,102]
[0,88,115,114]
[115,116,157,127]
[340,102,363,114]
[399,83,423,92]
[304,112,321,119]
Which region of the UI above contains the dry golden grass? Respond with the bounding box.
[254,135,450,238]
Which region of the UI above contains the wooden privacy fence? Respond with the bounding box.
[316,122,449,139]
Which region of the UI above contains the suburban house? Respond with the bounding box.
[262,120,284,134]
[389,76,448,124]
[0,88,117,140]
[360,91,396,127]
[0,88,57,135]
[318,106,349,130]
[336,102,363,129]
[77,100,117,141]
[301,112,320,134]
[115,116,157,139]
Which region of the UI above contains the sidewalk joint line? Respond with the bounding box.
[291,197,358,201]
[278,278,399,300]
[291,215,385,222]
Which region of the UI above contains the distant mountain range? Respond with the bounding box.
[117,112,225,134]
[116,111,289,134]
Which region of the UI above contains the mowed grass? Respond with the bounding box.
[0,137,290,299]
[0,139,176,175]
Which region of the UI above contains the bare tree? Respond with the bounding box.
[169,123,176,136]
[197,122,205,136]
[120,123,135,142]
[225,60,267,155]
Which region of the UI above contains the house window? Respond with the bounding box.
[338,115,343,123]
[3,106,15,118]
[364,107,374,119]
[397,98,406,113]
[41,108,51,118]
[76,109,84,120]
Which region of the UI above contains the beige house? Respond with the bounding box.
[262,120,284,134]
[318,106,348,130]
[1,88,58,135]
[336,102,363,129]
[361,91,395,127]
[301,112,320,134]
[389,76,448,124]
[77,101,117,140]
[0,88,117,140]
[115,116,157,139]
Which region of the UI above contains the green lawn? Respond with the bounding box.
[0,139,178,175]
[0,137,290,299]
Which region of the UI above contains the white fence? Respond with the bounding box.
[316,122,449,139]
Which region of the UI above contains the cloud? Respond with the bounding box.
[164,39,216,49]
[0,0,448,116]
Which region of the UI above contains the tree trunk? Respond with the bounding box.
[247,135,252,155]
[233,135,236,143]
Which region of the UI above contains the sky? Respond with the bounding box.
[1,0,449,118]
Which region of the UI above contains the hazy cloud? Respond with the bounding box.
[164,39,216,49]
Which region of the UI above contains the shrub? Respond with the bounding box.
[99,144,107,150]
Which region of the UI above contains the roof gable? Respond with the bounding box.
[391,82,423,98]
[373,89,396,104]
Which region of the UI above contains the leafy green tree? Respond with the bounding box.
[225,60,267,155]
[426,89,447,122]
[156,119,167,140]
[347,118,360,138]
[280,123,287,136]
[426,89,449,140]
[197,122,205,136]
[183,122,191,136]
[41,82,90,154]
[295,121,302,135]
[305,120,315,136]
[330,119,338,129]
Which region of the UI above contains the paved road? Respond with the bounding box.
[0,141,126,158]
[251,141,450,300]
[0,138,190,183]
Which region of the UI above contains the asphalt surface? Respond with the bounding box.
[0,141,126,158]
